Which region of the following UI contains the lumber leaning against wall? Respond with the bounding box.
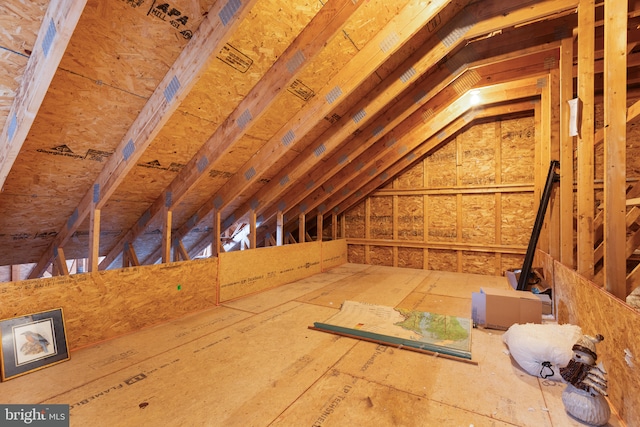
[552,257,640,427]
[0,240,347,350]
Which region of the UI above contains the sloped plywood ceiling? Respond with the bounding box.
[0,0,636,278]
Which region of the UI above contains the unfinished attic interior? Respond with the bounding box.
[2,0,640,425]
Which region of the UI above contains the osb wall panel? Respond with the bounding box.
[342,0,411,50]
[345,201,366,238]
[554,260,640,426]
[345,116,534,275]
[461,251,495,275]
[369,245,393,267]
[626,114,640,178]
[0,70,148,264]
[535,249,556,286]
[0,258,219,350]
[501,193,535,246]
[458,122,496,186]
[219,241,322,301]
[62,0,204,96]
[427,195,457,242]
[501,117,535,184]
[426,139,457,187]
[427,249,457,272]
[395,162,423,189]
[322,239,348,269]
[501,253,525,275]
[369,196,393,239]
[461,194,495,244]
[397,247,423,269]
[348,244,365,264]
[397,195,424,240]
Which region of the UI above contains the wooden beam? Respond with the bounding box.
[576,0,595,279]
[331,212,338,240]
[276,212,284,246]
[122,242,140,267]
[298,214,306,244]
[603,0,627,298]
[11,265,20,282]
[249,210,257,249]
[0,0,87,188]
[212,209,221,257]
[174,239,190,262]
[593,99,640,148]
[54,247,69,276]
[594,206,640,264]
[548,68,562,260]
[365,198,371,264]
[286,233,297,245]
[162,209,172,264]
[538,74,553,255]
[317,214,323,242]
[345,239,526,255]
[494,120,503,273]
[372,183,535,197]
[559,37,575,267]
[88,207,100,272]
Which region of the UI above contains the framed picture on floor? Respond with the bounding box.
[0,308,70,381]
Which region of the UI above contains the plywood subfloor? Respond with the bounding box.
[0,264,624,426]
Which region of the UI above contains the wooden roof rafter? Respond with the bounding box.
[0,0,87,188]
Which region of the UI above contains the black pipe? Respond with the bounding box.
[516,160,560,291]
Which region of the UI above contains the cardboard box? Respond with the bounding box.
[472,287,542,330]
[535,293,552,315]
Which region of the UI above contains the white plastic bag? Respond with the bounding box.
[503,323,582,381]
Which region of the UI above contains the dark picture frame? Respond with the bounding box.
[0,308,70,381]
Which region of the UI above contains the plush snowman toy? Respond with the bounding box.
[559,334,610,426]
